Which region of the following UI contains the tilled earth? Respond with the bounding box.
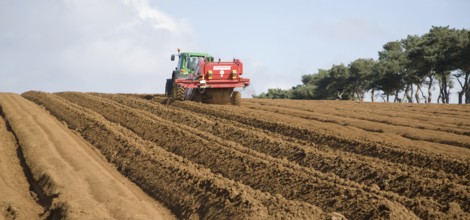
[1,91,469,219]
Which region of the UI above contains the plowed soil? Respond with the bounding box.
[0,93,175,219]
[1,91,469,219]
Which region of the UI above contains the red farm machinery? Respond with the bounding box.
[165,49,250,105]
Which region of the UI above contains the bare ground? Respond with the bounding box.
[0,93,175,219]
[2,91,469,219]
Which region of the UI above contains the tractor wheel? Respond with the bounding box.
[176,87,185,101]
[165,79,173,96]
[231,91,241,106]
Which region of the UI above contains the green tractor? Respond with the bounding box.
[165,51,212,98]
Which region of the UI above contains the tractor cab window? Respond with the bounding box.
[187,57,199,71]
[177,55,184,70]
[193,57,204,75]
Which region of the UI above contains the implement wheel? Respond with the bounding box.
[176,87,185,101]
[231,91,241,106]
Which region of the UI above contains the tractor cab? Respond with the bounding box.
[171,51,214,79]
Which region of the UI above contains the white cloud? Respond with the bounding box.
[125,0,184,33]
[0,0,195,93]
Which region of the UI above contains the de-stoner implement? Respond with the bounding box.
[165,49,250,105]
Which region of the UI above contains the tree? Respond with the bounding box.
[313,64,352,100]
[402,35,427,103]
[289,69,329,99]
[301,74,316,85]
[377,41,405,102]
[454,71,470,104]
[290,84,316,99]
[464,31,470,104]
[368,62,384,102]
[348,58,376,101]
[451,29,470,104]
[254,88,291,99]
[418,26,464,103]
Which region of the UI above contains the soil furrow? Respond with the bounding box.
[4,92,178,219]
[150,96,469,179]
[23,91,327,220]
[96,93,470,215]
[242,102,470,149]
[247,99,470,136]
[56,92,419,219]
[252,99,470,127]
[0,109,44,220]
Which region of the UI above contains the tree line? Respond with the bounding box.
[255,26,470,104]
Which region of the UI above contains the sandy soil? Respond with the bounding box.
[0,93,175,219]
[0,117,42,220]
[3,90,467,219]
[23,91,328,220]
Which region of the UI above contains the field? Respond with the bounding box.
[1,91,469,219]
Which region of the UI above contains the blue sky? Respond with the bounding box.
[1,0,469,99]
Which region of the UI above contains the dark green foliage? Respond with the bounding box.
[348,58,376,100]
[254,88,291,99]
[315,64,351,100]
[376,41,405,102]
[290,84,316,99]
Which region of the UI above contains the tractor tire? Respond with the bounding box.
[231,91,241,106]
[176,87,185,101]
[165,79,173,96]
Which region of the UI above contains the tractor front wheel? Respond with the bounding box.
[176,87,185,101]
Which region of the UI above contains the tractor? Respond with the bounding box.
[165,49,250,105]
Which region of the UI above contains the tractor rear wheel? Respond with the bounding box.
[231,91,241,106]
[176,87,185,101]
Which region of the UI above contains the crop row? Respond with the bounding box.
[56,92,422,219]
[150,96,469,178]
[23,91,326,220]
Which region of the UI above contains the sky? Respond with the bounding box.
[1,0,469,99]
